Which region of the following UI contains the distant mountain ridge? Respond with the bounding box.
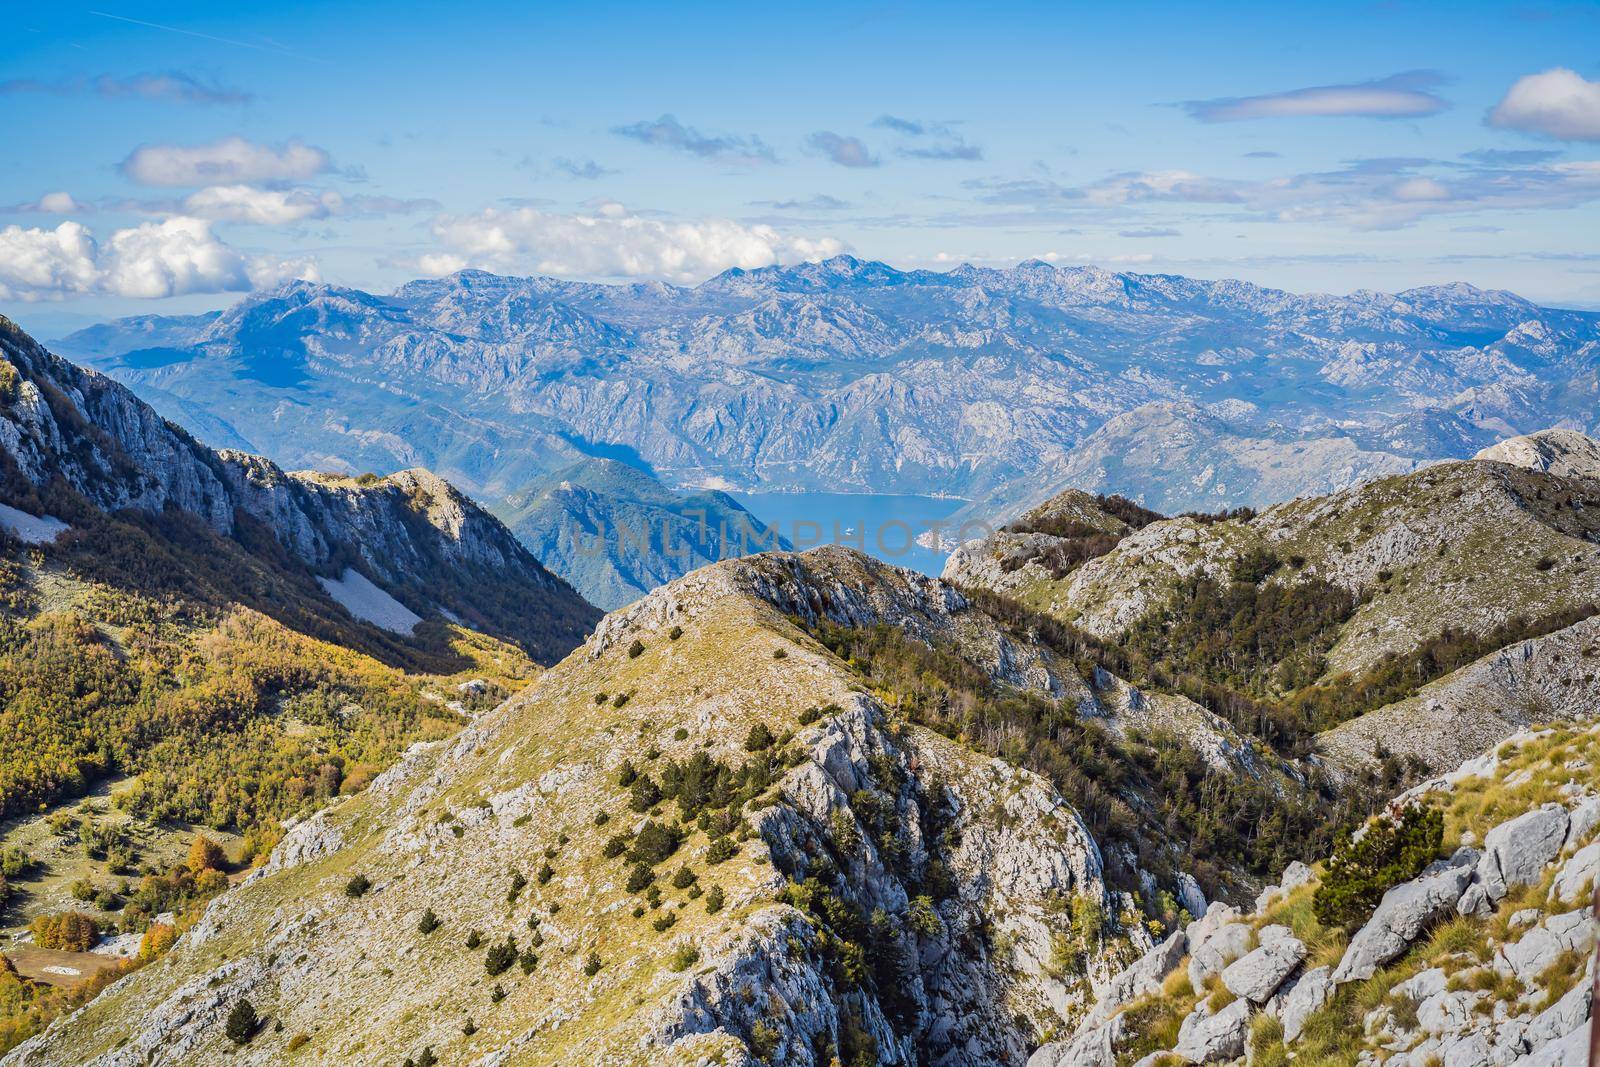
[50,256,1600,586]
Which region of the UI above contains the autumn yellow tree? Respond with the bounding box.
[186,834,224,874]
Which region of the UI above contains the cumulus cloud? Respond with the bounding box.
[181,185,342,225]
[611,115,775,163]
[806,131,878,168]
[0,217,316,301]
[178,185,437,224]
[1488,68,1600,141]
[425,202,845,282]
[120,137,333,187]
[1185,71,1449,122]
[0,71,250,105]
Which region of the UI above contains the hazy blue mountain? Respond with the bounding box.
[54,256,1600,571]
[495,456,790,609]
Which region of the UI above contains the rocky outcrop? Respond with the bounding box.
[1030,726,1600,1067]
[1318,613,1600,776]
[1475,428,1600,480]
[1173,997,1252,1063]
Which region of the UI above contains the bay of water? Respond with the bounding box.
[728,491,974,576]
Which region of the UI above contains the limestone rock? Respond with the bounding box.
[1188,922,1253,991]
[1551,841,1600,904]
[1173,997,1252,1064]
[1482,805,1569,890]
[1563,794,1600,851]
[1332,863,1474,984]
[1027,1013,1127,1067]
[1221,936,1307,1003]
[1090,931,1186,1021]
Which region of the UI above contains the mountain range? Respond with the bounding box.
[49,257,1600,603]
[0,315,1597,1064]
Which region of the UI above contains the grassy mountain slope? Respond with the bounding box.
[5,549,1150,1066]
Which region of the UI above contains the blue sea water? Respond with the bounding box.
[728,492,974,577]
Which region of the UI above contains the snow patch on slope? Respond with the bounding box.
[317,567,421,635]
[0,502,69,544]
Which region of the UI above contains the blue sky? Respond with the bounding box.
[4,0,1600,333]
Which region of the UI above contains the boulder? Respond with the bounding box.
[1482,805,1569,889]
[1286,966,1337,1036]
[1563,794,1600,851]
[1332,863,1474,984]
[1188,922,1253,991]
[1455,881,1493,917]
[1504,909,1593,982]
[1551,840,1600,905]
[1221,936,1307,1003]
[1173,997,1252,1064]
[1184,901,1240,948]
[1257,924,1294,946]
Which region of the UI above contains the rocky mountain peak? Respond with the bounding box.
[1474,427,1600,479]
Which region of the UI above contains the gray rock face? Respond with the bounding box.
[1503,909,1593,982]
[1173,998,1252,1064]
[1332,863,1474,984]
[1176,872,1208,921]
[1090,932,1186,1021]
[1221,935,1306,1003]
[1027,1014,1126,1067]
[1482,804,1569,890]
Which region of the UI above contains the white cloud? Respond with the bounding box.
[182,185,342,224]
[426,203,845,282]
[120,137,332,187]
[0,217,316,301]
[1488,68,1600,142]
[966,155,1600,231]
[7,191,92,214]
[1185,71,1449,122]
